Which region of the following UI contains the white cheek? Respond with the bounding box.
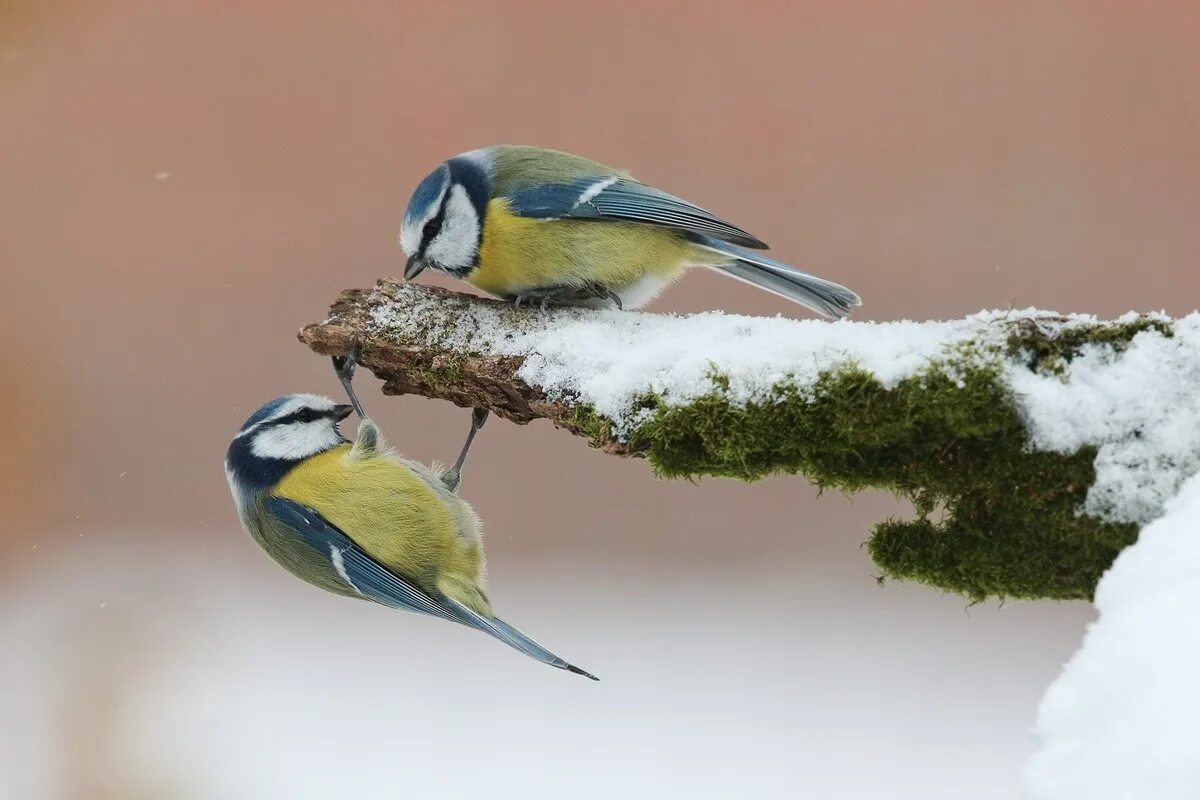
[251,422,342,461]
[425,184,480,269]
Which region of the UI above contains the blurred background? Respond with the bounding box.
[2,2,1197,797]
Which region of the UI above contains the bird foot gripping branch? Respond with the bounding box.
[300,282,625,443]
[301,281,1200,603]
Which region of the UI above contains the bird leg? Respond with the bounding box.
[512,286,574,310]
[331,344,367,419]
[333,347,382,455]
[442,408,490,492]
[512,283,623,311]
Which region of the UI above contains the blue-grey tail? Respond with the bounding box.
[700,239,861,319]
[445,597,599,681]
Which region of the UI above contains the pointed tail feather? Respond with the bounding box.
[444,597,599,680]
[701,239,861,319]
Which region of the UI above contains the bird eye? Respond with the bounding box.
[423,216,442,240]
[294,408,319,423]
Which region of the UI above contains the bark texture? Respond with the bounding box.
[298,281,634,454]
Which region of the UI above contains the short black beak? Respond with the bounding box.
[332,404,354,422]
[404,255,427,281]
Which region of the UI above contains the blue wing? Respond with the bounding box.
[505,177,768,249]
[263,496,460,624]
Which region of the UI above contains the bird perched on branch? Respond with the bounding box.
[400,144,861,318]
[223,362,597,680]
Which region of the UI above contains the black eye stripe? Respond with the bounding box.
[420,178,460,253]
[417,187,454,257]
[270,408,330,426]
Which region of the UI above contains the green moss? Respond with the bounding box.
[1007,317,1172,374]
[558,405,611,448]
[400,352,470,398]
[415,352,467,391]
[576,317,1172,600]
[609,358,1137,602]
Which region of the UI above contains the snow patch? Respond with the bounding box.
[1008,314,1200,524]
[1025,472,1200,799]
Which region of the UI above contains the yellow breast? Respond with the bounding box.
[271,445,484,605]
[469,198,711,298]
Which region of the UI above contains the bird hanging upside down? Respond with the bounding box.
[223,356,596,680]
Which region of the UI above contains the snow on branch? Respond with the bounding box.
[300,280,1200,602]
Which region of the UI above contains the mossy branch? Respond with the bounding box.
[300,280,1186,602]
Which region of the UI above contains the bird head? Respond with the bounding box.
[400,153,490,281]
[225,394,353,496]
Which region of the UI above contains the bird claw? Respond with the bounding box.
[512,288,566,311]
[511,284,623,311]
[332,342,361,384]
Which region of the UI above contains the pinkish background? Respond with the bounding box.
[2,3,1198,797]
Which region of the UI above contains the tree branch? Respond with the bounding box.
[299,280,1195,602]
[299,282,638,454]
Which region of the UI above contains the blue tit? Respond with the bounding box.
[223,387,597,680]
[400,144,861,317]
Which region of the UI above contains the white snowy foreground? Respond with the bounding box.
[0,536,1083,799]
[1026,472,1200,798]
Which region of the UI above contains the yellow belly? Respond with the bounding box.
[468,199,720,304]
[271,444,490,613]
